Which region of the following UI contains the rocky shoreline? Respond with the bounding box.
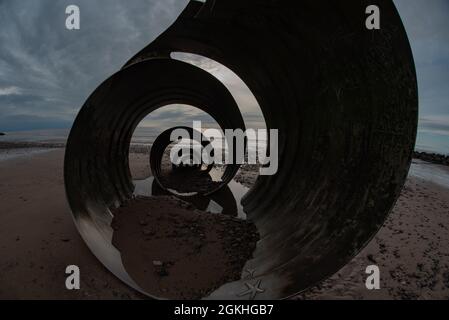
[414,151,449,166]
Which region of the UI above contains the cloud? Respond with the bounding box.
[418,115,449,136]
[138,105,218,130]
[0,114,72,132]
[0,0,265,133]
[0,0,448,155]
[0,86,22,96]
[394,0,449,117]
[172,52,266,129]
[393,0,449,153]
[0,0,188,131]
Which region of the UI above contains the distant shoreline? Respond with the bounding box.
[0,141,65,150]
[0,141,148,154]
[413,151,449,166]
[1,140,448,167]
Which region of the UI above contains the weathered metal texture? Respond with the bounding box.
[65,0,417,299]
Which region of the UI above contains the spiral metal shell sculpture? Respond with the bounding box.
[65,0,418,299]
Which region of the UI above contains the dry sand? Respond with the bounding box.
[0,149,448,299]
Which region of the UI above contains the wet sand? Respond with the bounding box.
[0,148,448,299]
[111,196,259,299]
[0,149,142,299]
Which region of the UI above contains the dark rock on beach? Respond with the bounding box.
[414,151,449,166]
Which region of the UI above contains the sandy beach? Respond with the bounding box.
[297,174,449,300]
[0,149,144,299]
[0,147,448,299]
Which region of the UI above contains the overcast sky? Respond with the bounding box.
[0,0,189,131]
[0,0,448,152]
[394,0,449,153]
